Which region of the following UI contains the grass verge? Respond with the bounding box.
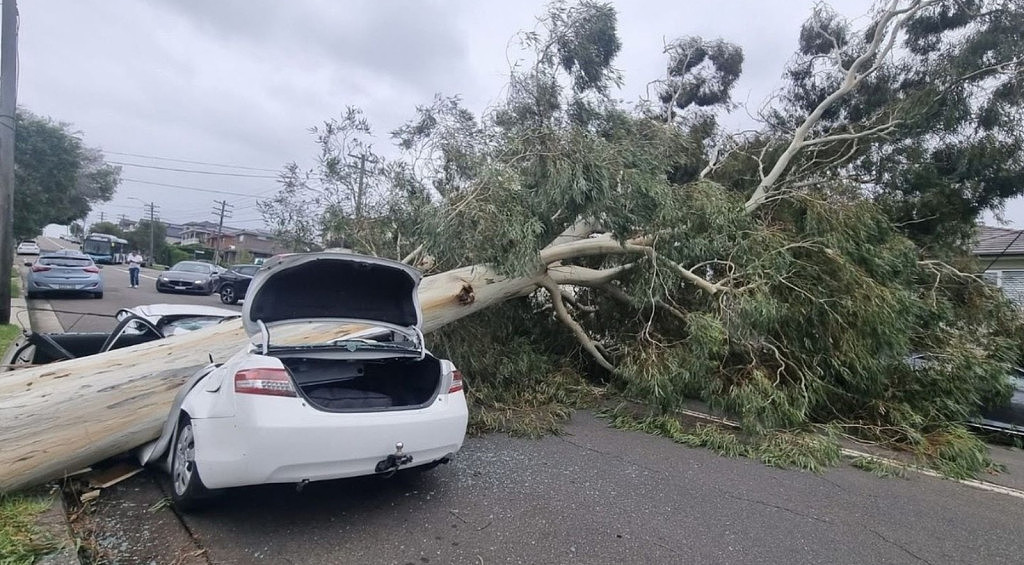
[0,492,60,565]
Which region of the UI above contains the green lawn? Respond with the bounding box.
[0,493,59,565]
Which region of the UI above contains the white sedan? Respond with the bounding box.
[16,240,40,255]
[137,252,468,509]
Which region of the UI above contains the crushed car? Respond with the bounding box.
[135,252,467,510]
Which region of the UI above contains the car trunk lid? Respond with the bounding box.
[242,252,423,351]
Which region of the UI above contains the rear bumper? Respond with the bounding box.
[190,393,469,489]
[26,277,102,294]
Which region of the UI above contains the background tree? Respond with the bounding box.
[722,0,1024,252]
[86,221,124,238]
[125,219,167,259]
[14,109,120,239]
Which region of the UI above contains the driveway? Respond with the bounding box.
[80,412,1024,565]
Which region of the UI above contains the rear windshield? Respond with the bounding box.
[39,257,94,267]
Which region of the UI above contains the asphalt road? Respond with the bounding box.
[83,412,1024,565]
[21,236,241,332]
[19,235,1024,564]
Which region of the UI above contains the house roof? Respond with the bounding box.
[973,225,1024,256]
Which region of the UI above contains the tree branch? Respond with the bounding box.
[743,0,934,214]
[539,277,617,372]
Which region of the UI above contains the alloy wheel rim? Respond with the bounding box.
[173,424,195,495]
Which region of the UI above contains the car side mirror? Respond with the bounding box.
[23,260,31,266]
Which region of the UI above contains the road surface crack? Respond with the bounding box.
[723,492,832,526]
[867,527,934,565]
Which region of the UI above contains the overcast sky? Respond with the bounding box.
[18,0,1022,232]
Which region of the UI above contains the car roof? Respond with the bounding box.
[40,251,90,259]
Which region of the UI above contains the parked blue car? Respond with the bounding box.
[26,250,104,299]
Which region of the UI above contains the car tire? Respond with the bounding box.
[92,292,103,299]
[219,285,238,305]
[26,291,38,299]
[170,415,212,511]
[156,287,166,294]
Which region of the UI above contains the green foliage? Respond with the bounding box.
[430,299,601,437]
[0,493,59,565]
[0,324,20,357]
[124,220,167,259]
[160,246,192,267]
[917,426,1002,479]
[604,411,840,473]
[14,109,119,240]
[850,456,908,479]
[87,222,124,238]
[761,0,1024,251]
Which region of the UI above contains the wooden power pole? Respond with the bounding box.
[0,0,19,325]
[212,200,232,264]
[144,202,158,264]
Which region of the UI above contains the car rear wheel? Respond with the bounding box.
[219,285,237,304]
[26,291,39,299]
[92,292,103,299]
[170,415,211,511]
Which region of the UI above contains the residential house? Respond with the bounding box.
[164,223,185,245]
[974,225,1024,306]
[179,221,237,247]
[214,228,288,263]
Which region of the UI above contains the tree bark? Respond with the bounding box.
[0,264,545,493]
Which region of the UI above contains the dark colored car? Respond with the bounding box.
[216,264,260,304]
[976,368,1024,437]
[155,261,222,295]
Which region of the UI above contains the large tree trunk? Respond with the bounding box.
[0,264,542,493]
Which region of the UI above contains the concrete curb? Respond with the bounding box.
[12,263,64,333]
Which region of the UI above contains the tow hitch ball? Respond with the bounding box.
[376,442,413,476]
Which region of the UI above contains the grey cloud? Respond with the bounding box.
[146,0,470,95]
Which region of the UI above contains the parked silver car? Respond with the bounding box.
[26,251,103,299]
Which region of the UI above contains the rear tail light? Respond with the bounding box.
[83,266,100,273]
[30,265,50,272]
[447,369,464,394]
[234,368,297,397]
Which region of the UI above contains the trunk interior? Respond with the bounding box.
[281,355,442,411]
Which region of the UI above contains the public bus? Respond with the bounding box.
[83,233,129,264]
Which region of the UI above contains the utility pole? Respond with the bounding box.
[98,211,105,223]
[0,0,18,324]
[144,202,158,265]
[211,200,232,264]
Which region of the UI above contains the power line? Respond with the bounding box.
[109,161,279,179]
[121,177,279,198]
[102,150,280,173]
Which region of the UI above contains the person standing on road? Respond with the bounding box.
[127,250,143,288]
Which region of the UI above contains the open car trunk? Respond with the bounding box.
[281,355,443,411]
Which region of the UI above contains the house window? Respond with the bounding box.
[239,235,245,242]
[985,269,1024,306]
